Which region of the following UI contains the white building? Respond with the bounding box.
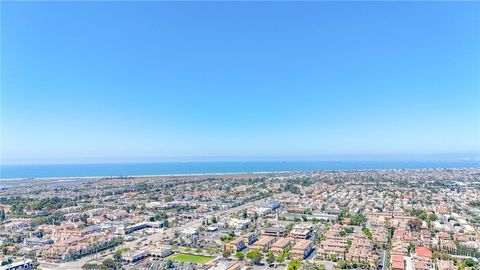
[180,227,199,244]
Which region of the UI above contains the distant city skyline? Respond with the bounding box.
[1,1,479,164]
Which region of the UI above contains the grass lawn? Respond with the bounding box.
[167,252,214,264]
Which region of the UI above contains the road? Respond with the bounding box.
[39,196,275,270]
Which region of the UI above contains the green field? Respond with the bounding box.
[167,253,214,264]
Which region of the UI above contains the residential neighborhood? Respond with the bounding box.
[0,168,479,270]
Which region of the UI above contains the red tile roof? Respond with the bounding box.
[391,254,404,270]
[415,246,433,258]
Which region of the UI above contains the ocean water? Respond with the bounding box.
[1,160,479,179]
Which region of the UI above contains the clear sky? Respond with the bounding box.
[1,1,479,164]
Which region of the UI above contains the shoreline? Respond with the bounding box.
[0,171,300,189]
[1,165,480,188]
[0,170,297,182]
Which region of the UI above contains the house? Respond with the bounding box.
[346,237,374,262]
[87,216,105,224]
[412,246,433,270]
[291,239,314,260]
[39,233,115,262]
[371,227,388,247]
[391,254,405,270]
[180,228,199,244]
[250,236,275,251]
[415,246,433,259]
[392,238,408,255]
[413,257,433,270]
[242,233,257,245]
[289,223,314,239]
[317,237,347,260]
[225,237,246,252]
[270,238,292,255]
[436,260,457,270]
[261,228,285,237]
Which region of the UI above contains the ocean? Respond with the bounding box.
[1,160,479,180]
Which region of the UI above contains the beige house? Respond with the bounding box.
[250,236,275,251]
[291,239,314,260]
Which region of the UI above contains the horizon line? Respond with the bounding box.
[2,156,480,166]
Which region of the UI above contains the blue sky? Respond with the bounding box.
[1,1,479,164]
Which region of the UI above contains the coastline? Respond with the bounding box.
[0,170,301,189]
[0,170,296,181]
[2,160,480,180]
[2,164,480,189]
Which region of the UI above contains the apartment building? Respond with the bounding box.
[270,237,292,255]
[291,239,314,260]
[250,236,275,252]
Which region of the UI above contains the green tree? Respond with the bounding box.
[235,251,245,261]
[362,227,372,239]
[285,223,294,234]
[266,250,275,264]
[242,209,248,219]
[419,212,428,220]
[2,259,13,266]
[81,263,98,270]
[337,260,348,269]
[246,249,262,265]
[330,253,338,262]
[113,250,122,262]
[407,218,423,231]
[317,264,326,270]
[223,250,232,258]
[287,259,301,270]
[346,239,352,249]
[407,243,415,254]
[101,258,117,269]
[350,214,366,225]
[464,258,475,267]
